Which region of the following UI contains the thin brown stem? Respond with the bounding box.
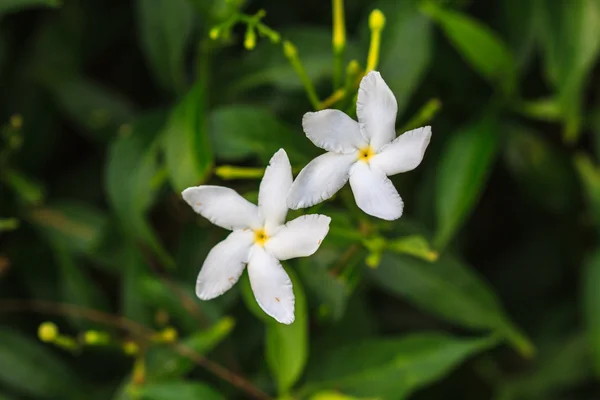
[0,299,272,400]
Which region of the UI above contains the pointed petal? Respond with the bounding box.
[287,152,356,209]
[258,149,293,231]
[371,126,432,175]
[247,246,295,324]
[196,230,254,300]
[266,214,331,260]
[182,186,261,230]
[356,71,398,151]
[349,162,404,220]
[302,109,367,153]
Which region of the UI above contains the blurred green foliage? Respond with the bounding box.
[0,0,599,399]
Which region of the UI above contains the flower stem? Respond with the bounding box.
[332,0,346,90]
[400,98,442,132]
[366,9,386,72]
[0,299,272,400]
[283,41,321,110]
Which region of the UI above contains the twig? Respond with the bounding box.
[0,299,272,400]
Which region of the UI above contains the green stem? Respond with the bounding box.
[283,41,321,110]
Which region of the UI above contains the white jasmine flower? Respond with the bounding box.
[287,71,432,220]
[182,149,330,324]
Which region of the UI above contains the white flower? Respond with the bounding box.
[287,71,432,220]
[182,149,330,324]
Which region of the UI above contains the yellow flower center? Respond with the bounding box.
[254,228,269,247]
[358,146,375,162]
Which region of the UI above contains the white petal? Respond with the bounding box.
[371,126,432,176]
[247,246,295,324]
[182,186,261,230]
[356,71,398,151]
[287,152,356,209]
[349,162,404,220]
[196,230,254,300]
[302,109,367,154]
[258,149,293,232]
[266,214,331,260]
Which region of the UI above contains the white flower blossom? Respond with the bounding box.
[182,149,330,324]
[287,71,432,220]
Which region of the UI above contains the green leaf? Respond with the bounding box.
[240,267,308,394]
[375,0,433,115]
[575,153,600,226]
[538,0,600,141]
[583,250,600,375]
[0,328,84,398]
[28,201,108,256]
[209,105,313,164]
[266,268,308,394]
[105,112,173,267]
[387,235,438,262]
[139,382,224,400]
[162,79,212,192]
[297,245,353,322]
[51,76,134,141]
[0,0,60,14]
[305,333,497,399]
[515,97,562,122]
[421,3,516,94]
[434,116,499,249]
[136,0,193,92]
[369,253,533,357]
[309,392,365,400]
[145,317,235,381]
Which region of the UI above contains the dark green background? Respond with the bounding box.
[1,0,599,399]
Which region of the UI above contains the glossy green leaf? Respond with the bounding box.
[28,201,108,256]
[538,0,600,141]
[583,250,600,375]
[435,116,499,249]
[105,113,173,267]
[162,79,212,192]
[375,0,433,115]
[51,76,134,141]
[136,0,193,92]
[305,333,497,399]
[240,267,308,394]
[145,317,235,381]
[209,105,312,164]
[421,3,516,94]
[0,0,60,14]
[369,252,533,357]
[0,328,84,398]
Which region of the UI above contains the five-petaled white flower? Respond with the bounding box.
[287,71,432,220]
[182,149,330,324]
